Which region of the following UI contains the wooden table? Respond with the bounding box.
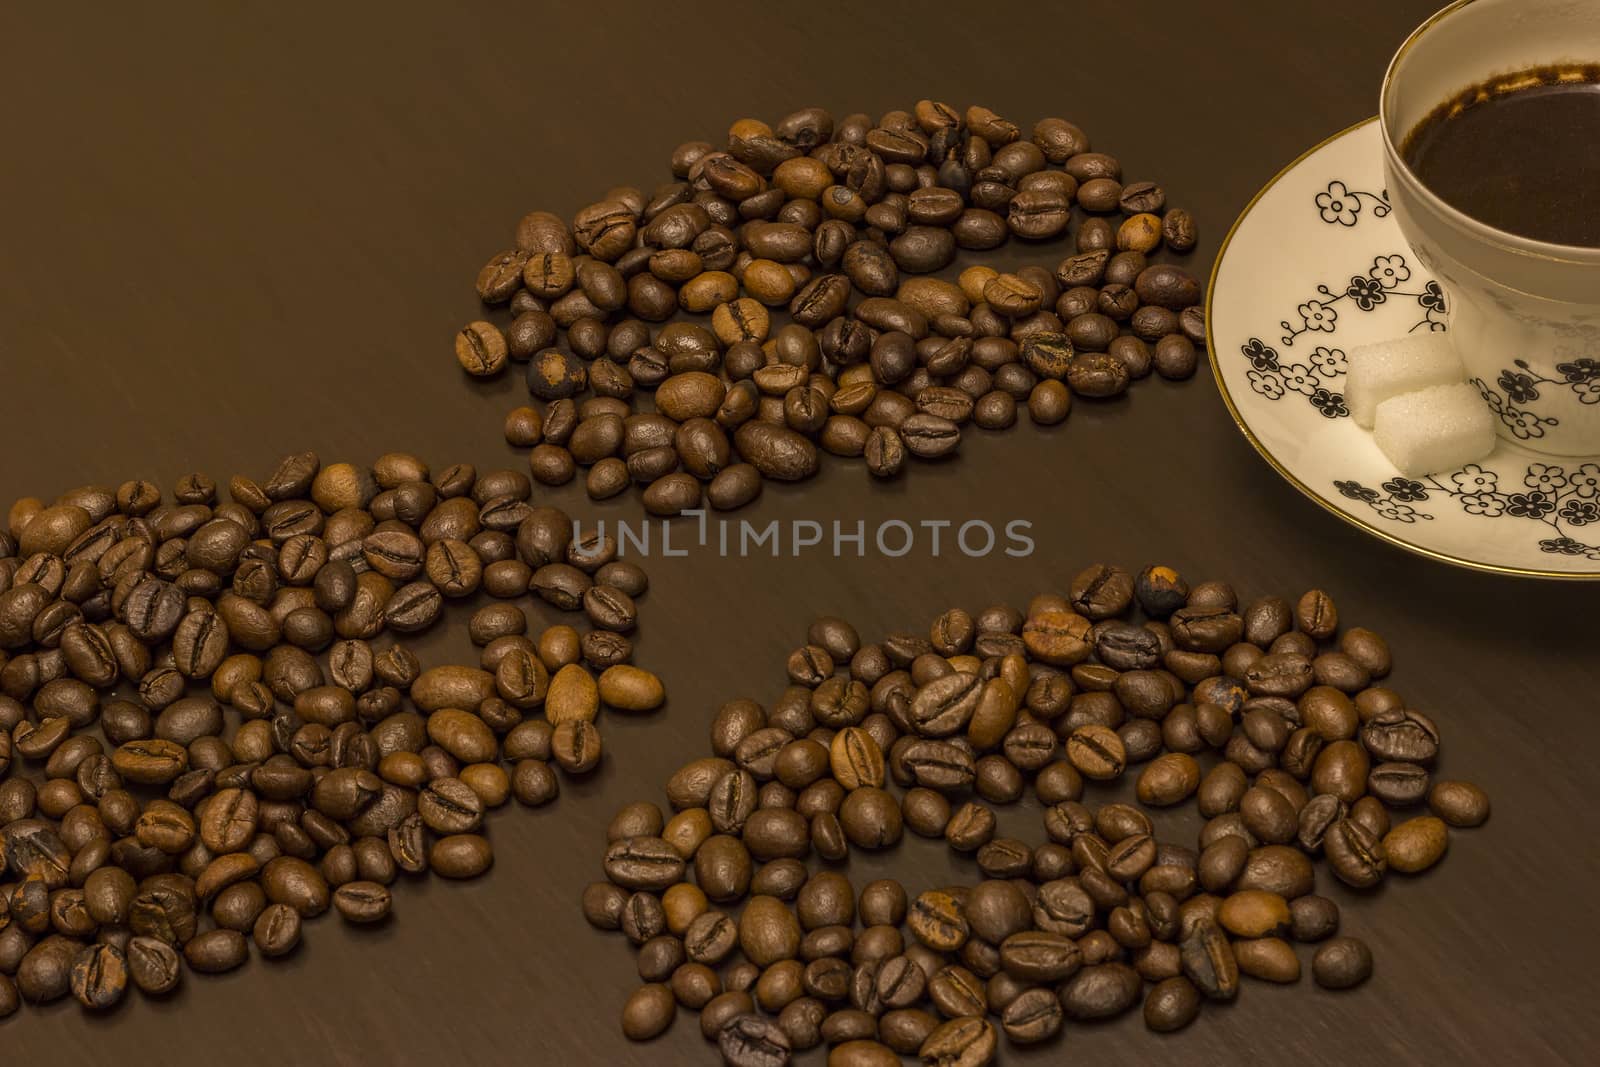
[0,2,1591,1062]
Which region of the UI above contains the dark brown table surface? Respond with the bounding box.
[1,1,1594,1063]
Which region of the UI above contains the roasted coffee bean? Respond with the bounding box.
[1142,975,1201,1032]
[934,809,985,857]
[1368,761,1430,806]
[907,890,969,952]
[910,673,983,737]
[998,929,1081,983]
[1240,785,1298,844]
[1361,708,1440,764]
[1150,333,1196,379]
[918,1016,997,1065]
[3,819,71,885]
[734,423,819,481]
[1065,349,1130,396]
[920,962,983,1019]
[607,837,687,891]
[1295,793,1346,854]
[897,414,961,459]
[1060,962,1142,1019]
[719,1014,792,1067]
[621,983,676,1041]
[431,834,493,879]
[1289,895,1341,943]
[1233,937,1300,983]
[1383,816,1448,874]
[957,879,1028,945]
[1233,844,1312,899]
[182,929,248,974]
[1066,725,1125,780]
[1429,779,1490,827]
[1324,818,1387,888]
[1218,890,1291,939]
[838,787,902,850]
[1134,264,1200,308]
[998,986,1063,1044]
[126,935,182,994]
[1350,796,1390,841]
[69,943,128,1011]
[1179,918,1238,1001]
[1000,328,1066,384]
[1136,752,1200,806]
[1312,936,1373,989]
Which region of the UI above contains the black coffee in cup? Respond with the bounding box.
[1401,64,1600,246]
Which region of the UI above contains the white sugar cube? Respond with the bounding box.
[1374,383,1495,477]
[1345,333,1465,428]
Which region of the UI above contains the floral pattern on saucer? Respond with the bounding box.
[1208,118,1600,578]
[1315,180,1391,228]
[1469,358,1600,445]
[1237,251,1448,420]
[1331,461,1600,558]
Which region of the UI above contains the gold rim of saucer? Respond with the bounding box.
[1204,114,1600,582]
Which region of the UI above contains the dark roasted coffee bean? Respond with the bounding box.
[898,414,961,459]
[1154,334,1198,379]
[1162,208,1198,251]
[1134,264,1200,308]
[1179,918,1238,1001]
[734,423,819,481]
[1234,844,1312,898]
[1143,975,1200,1032]
[606,837,686,891]
[863,427,906,478]
[1361,708,1440,764]
[999,930,1081,983]
[1369,761,1430,806]
[999,987,1063,1044]
[126,935,182,993]
[180,929,246,974]
[1020,332,1073,380]
[1289,895,1341,942]
[329,883,392,921]
[1324,818,1387,888]
[1295,793,1346,854]
[719,1013,792,1067]
[3,819,71,886]
[1312,936,1373,989]
[1060,962,1142,1019]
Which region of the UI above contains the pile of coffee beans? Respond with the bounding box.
[462,103,1204,515]
[584,564,1489,1062]
[0,453,665,1015]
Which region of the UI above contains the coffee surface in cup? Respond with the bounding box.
[1402,65,1600,246]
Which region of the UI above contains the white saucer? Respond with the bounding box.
[1207,117,1600,581]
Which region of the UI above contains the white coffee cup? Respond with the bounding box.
[1381,0,1600,456]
